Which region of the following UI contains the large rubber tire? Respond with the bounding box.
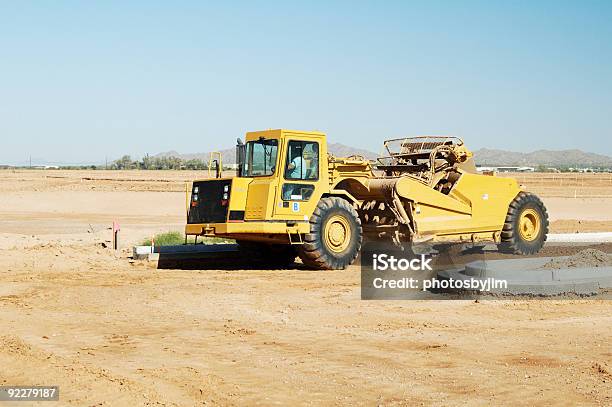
[500,192,548,255]
[298,197,362,270]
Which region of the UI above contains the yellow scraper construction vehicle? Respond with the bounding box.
[185,129,548,269]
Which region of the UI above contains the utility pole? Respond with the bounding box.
[29,155,32,169]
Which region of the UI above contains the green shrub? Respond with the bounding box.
[141,231,234,246]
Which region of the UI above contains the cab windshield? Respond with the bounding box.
[241,139,278,177]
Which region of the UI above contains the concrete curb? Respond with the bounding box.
[438,269,602,296]
[133,244,239,260]
[437,256,612,296]
[547,232,612,243]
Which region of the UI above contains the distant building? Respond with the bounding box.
[30,165,60,170]
[476,166,535,173]
[568,167,597,173]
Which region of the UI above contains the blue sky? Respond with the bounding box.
[1,1,611,165]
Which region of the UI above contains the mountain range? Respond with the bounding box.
[473,148,612,167]
[155,144,612,168]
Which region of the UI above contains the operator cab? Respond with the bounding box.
[236,135,319,182]
[234,129,327,221]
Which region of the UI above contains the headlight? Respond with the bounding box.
[222,193,229,200]
[194,186,199,193]
[224,185,229,192]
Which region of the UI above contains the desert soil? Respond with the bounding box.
[0,170,611,406]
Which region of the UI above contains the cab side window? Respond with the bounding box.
[284,141,319,180]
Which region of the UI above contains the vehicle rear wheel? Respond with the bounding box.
[298,197,362,270]
[500,192,548,255]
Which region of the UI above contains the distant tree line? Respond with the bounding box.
[534,164,612,173]
[3,154,235,170]
[111,154,210,170]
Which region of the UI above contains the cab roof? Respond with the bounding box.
[245,129,326,141]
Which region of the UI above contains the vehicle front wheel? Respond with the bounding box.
[298,197,362,270]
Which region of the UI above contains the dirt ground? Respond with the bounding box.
[0,170,611,406]
[512,172,612,198]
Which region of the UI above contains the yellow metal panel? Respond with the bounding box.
[450,173,520,226]
[228,177,250,212]
[414,173,520,236]
[245,181,276,220]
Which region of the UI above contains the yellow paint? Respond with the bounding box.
[185,220,309,237]
[518,208,541,241]
[324,214,351,253]
[228,177,250,212]
[411,172,521,237]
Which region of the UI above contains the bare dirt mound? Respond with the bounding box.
[541,249,612,269]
